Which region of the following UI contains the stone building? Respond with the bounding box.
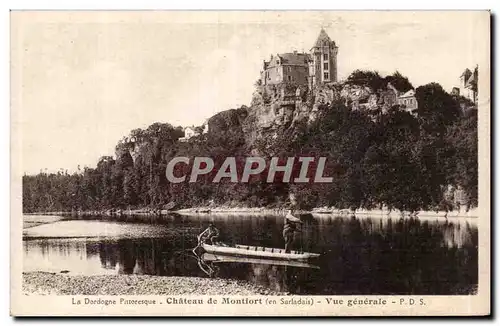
[260,29,338,89]
[308,28,339,87]
[261,52,310,86]
[397,89,418,114]
[178,126,199,142]
[456,66,478,105]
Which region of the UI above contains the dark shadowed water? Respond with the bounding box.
[23,214,478,295]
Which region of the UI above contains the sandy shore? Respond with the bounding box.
[23,215,65,229]
[22,272,279,296]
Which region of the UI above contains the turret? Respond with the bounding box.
[308,29,338,87]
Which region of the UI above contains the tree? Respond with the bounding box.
[346,70,386,91]
[385,71,413,93]
[416,83,461,133]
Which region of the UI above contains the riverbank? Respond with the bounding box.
[22,272,279,296]
[176,206,479,219]
[25,206,479,219]
[312,207,479,219]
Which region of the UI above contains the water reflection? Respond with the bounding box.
[23,239,114,275]
[23,214,478,295]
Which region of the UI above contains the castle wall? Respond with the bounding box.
[330,47,338,83]
[281,65,308,85]
[262,66,283,85]
[311,52,322,86]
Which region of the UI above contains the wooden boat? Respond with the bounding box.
[202,243,320,261]
[285,210,302,222]
[202,253,320,269]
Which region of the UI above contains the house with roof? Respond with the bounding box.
[260,29,339,89]
[178,126,199,142]
[261,52,310,86]
[397,89,418,114]
[457,66,478,105]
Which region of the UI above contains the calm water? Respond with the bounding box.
[23,214,478,295]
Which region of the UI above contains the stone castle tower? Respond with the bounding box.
[261,29,338,89]
[308,29,338,88]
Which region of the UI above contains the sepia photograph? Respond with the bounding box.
[10,10,490,316]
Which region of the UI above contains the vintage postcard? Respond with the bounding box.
[10,11,490,316]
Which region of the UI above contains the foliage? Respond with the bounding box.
[346,70,386,91]
[385,71,414,93]
[416,83,461,133]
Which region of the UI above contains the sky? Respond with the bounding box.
[12,11,489,175]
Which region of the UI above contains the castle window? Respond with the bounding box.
[324,62,329,70]
[323,53,328,60]
[288,76,293,82]
[324,72,329,81]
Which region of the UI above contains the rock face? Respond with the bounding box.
[240,81,401,146]
[340,84,375,110]
[115,137,155,166]
[207,107,248,136]
[206,107,248,148]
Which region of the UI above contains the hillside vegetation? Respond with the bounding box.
[22,71,477,213]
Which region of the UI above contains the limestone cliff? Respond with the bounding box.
[237,80,401,147]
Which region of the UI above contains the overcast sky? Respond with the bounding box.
[12,11,489,174]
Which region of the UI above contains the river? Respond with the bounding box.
[22,213,478,295]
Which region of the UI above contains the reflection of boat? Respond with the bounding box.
[202,244,320,261]
[202,253,320,269]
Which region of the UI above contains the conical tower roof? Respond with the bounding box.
[313,28,333,47]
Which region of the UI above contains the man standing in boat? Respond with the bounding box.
[284,210,302,253]
[198,223,220,245]
[283,193,302,253]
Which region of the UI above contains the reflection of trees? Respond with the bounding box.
[96,237,205,277]
[312,216,478,294]
[98,242,117,270]
[117,241,136,274]
[24,239,107,274]
[27,239,90,260]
